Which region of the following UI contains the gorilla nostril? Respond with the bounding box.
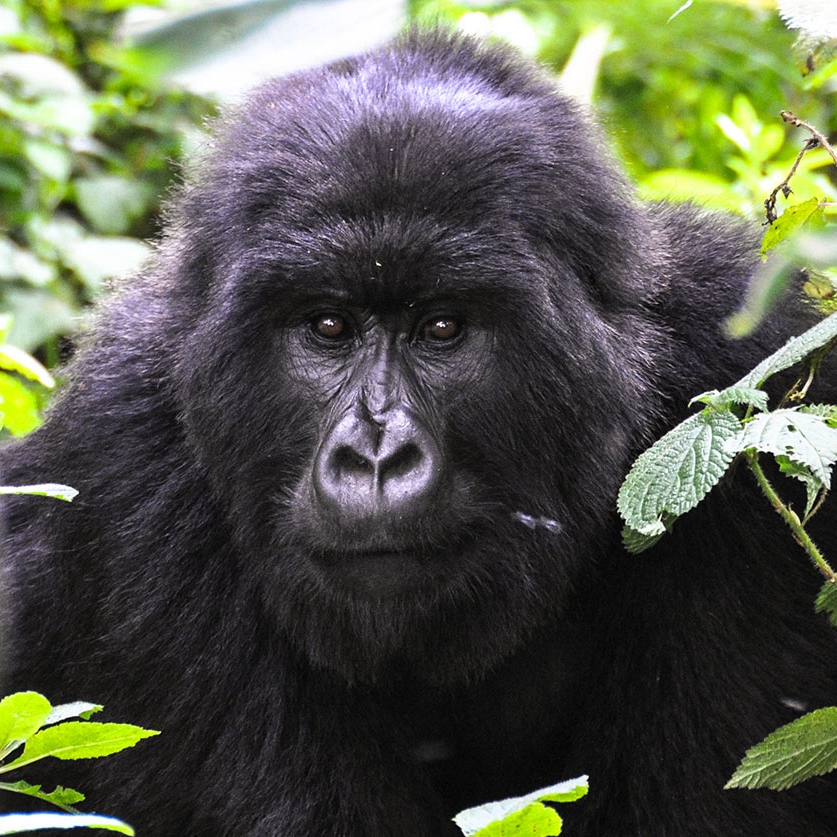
[380,442,423,485]
[331,445,373,476]
[314,410,441,520]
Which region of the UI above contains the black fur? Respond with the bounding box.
[2,30,836,835]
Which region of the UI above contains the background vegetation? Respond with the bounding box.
[2,0,835,380]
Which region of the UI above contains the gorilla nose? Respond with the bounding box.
[313,408,441,521]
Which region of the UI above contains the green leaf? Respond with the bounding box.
[0,693,52,760]
[815,581,837,630]
[63,237,150,294]
[726,707,837,790]
[0,812,134,834]
[0,373,41,436]
[454,776,588,836]
[0,484,77,502]
[0,780,84,811]
[474,802,563,836]
[761,197,826,256]
[73,177,155,236]
[617,410,741,534]
[775,455,823,518]
[22,139,71,184]
[621,523,665,555]
[0,344,55,388]
[690,386,769,411]
[735,311,837,389]
[732,409,837,486]
[2,723,159,771]
[726,233,837,338]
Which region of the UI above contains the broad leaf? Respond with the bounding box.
[761,197,825,256]
[0,693,52,760]
[621,524,665,555]
[618,410,741,534]
[731,409,837,486]
[3,722,159,770]
[726,707,837,790]
[0,345,54,388]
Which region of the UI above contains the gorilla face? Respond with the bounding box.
[166,42,660,682]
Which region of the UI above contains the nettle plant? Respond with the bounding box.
[619,299,837,791]
[621,109,837,793]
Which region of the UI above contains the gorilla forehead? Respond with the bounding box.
[199,44,579,251]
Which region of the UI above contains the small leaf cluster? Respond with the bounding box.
[0,691,158,835]
[619,310,837,553]
[454,776,588,837]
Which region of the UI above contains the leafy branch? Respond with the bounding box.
[619,309,837,792]
[0,692,158,834]
[619,309,837,574]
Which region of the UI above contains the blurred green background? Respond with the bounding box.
[1,0,835,366]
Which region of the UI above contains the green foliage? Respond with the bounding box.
[727,228,837,338]
[619,310,837,552]
[761,198,827,257]
[619,251,837,793]
[640,95,835,218]
[454,776,588,837]
[617,409,741,546]
[0,692,157,834]
[0,0,212,356]
[815,580,837,629]
[726,707,837,791]
[408,0,836,186]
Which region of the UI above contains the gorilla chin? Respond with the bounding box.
[2,26,837,837]
[314,549,441,597]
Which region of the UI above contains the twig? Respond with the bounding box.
[764,111,837,224]
[745,449,837,583]
[781,111,837,168]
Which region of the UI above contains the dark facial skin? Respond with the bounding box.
[285,297,492,595]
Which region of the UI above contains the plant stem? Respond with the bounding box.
[744,449,837,583]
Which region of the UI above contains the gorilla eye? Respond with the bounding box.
[312,314,350,341]
[420,316,462,342]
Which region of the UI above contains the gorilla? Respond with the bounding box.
[2,28,837,836]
